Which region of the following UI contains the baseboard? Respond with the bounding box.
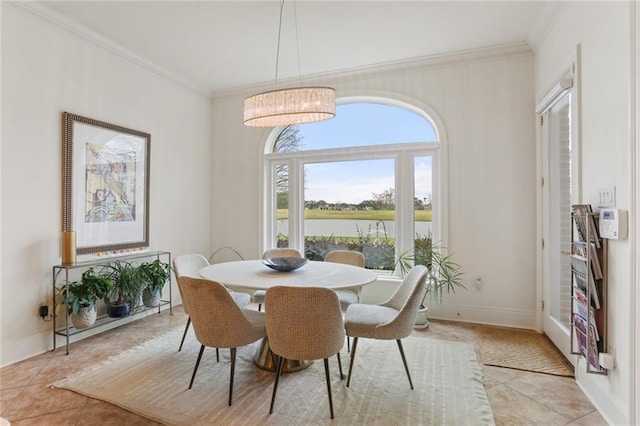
[427,304,537,329]
[361,277,536,329]
[575,358,630,426]
[0,331,53,369]
[0,304,172,368]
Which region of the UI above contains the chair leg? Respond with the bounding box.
[258,303,262,312]
[336,352,344,380]
[188,345,205,389]
[347,336,350,353]
[178,317,191,351]
[269,355,285,414]
[323,358,335,419]
[268,346,278,371]
[229,348,236,406]
[346,337,359,387]
[396,339,414,390]
[182,318,219,362]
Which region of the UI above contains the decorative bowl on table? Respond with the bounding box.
[262,257,308,272]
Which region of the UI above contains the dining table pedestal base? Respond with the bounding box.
[253,337,313,373]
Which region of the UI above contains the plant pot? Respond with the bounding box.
[142,288,162,308]
[108,303,131,318]
[70,305,97,329]
[414,305,429,329]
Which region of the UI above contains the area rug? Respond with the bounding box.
[473,326,573,377]
[54,328,494,425]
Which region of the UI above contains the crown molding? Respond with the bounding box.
[212,41,534,100]
[527,1,569,54]
[5,0,210,98]
[5,1,535,102]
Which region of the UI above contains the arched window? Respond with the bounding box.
[263,100,442,275]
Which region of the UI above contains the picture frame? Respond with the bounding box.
[62,112,150,255]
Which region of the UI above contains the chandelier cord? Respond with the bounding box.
[274,0,285,89]
[293,0,302,85]
[274,0,303,89]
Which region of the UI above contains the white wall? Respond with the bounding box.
[534,2,632,424]
[211,46,537,328]
[0,4,212,366]
[2,1,633,421]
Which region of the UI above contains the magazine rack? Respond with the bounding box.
[569,205,608,374]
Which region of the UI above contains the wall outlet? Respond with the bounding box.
[599,353,615,369]
[597,186,615,207]
[39,305,48,318]
[475,278,483,289]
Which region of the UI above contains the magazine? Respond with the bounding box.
[589,243,603,279]
[571,241,586,258]
[570,243,603,280]
[570,256,588,276]
[571,267,601,309]
[572,314,603,372]
[572,287,600,340]
[572,204,601,248]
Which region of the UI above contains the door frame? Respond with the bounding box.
[536,48,581,363]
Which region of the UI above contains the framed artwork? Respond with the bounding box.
[62,112,150,254]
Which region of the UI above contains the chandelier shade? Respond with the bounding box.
[244,86,336,127]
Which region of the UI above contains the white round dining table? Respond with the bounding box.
[198,259,377,373]
[199,259,377,291]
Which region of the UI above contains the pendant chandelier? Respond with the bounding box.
[243,1,335,127]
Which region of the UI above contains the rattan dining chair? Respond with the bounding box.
[344,265,428,389]
[252,248,303,311]
[265,286,345,419]
[173,254,251,353]
[179,276,266,406]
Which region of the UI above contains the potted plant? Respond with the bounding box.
[139,259,171,307]
[62,267,112,329]
[395,239,465,328]
[105,260,145,317]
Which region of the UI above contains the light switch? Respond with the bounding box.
[597,187,615,208]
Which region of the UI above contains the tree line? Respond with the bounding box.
[277,188,431,211]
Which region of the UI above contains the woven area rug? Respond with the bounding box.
[54,328,494,425]
[473,327,573,377]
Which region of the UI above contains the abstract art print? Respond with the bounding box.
[63,112,150,254]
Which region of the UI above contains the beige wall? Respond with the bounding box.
[2,1,635,422]
[535,2,632,424]
[0,4,213,366]
[211,48,538,328]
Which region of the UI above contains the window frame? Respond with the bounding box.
[261,100,447,277]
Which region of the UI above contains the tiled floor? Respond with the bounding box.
[0,305,607,425]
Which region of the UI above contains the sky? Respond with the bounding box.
[292,103,437,204]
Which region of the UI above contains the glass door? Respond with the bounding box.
[542,91,575,363]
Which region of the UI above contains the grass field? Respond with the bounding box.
[276,209,432,221]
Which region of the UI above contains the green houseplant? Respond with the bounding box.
[139,259,171,307]
[105,260,145,317]
[62,267,112,329]
[395,240,465,328]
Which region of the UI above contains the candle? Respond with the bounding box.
[61,231,76,265]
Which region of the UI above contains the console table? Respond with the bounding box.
[52,250,172,354]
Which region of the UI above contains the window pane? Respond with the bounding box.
[273,126,303,153]
[275,103,437,152]
[303,159,395,270]
[275,163,289,248]
[548,93,572,328]
[414,156,433,266]
[268,101,440,278]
